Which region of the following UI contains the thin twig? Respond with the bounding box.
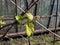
[28,38,31,45]
[36,21,60,38]
[47,0,55,28]
[53,0,58,45]
[10,0,39,16]
[0,24,14,40]
[10,0,25,13]
[25,0,28,10]
[0,21,16,30]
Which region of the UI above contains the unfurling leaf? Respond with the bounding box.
[29,23,34,33]
[15,15,23,24]
[26,12,33,21]
[26,23,34,37]
[26,24,32,37]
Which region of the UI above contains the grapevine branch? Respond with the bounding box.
[0,14,60,20]
[36,21,60,38]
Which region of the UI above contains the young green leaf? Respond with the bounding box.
[29,23,34,34]
[15,15,23,24]
[26,23,34,37]
[26,12,33,21]
[26,24,32,37]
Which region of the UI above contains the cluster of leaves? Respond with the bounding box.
[15,12,34,37]
[26,23,34,37]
